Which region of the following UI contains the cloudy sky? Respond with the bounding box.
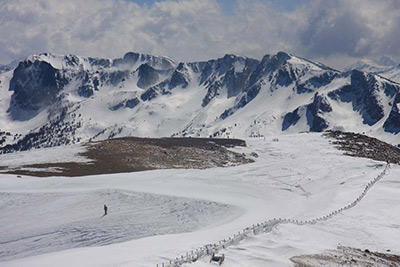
[1,0,399,68]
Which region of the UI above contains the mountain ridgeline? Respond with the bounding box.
[0,51,400,153]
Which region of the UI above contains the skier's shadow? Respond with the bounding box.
[101,214,107,218]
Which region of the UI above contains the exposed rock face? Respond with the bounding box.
[200,54,259,107]
[110,97,141,111]
[282,93,332,132]
[113,52,175,70]
[306,93,332,132]
[8,60,68,120]
[383,94,400,134]
[170,63,191,89]
[282,108,301,131]
[328,70,385,126]
[137,64,159,89]
[296,72,337,94]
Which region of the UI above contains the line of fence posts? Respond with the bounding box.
[158,164,389,267]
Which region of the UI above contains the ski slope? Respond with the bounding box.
[0,133,399,266]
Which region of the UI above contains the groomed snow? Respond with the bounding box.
[0,133,399,267]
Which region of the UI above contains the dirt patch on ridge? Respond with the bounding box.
[0,137,253,177]
[324,130,400,164]
[291,246,400,267]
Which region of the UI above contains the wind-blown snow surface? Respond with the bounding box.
[0,133,399,267]
[0,190,238,262]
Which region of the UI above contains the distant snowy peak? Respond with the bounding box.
[0,58,23,73]
[348,58,391,73]
[378,56,398,67]
[348,57,400,83]
[25,52,177,71]
[0,65,10,73]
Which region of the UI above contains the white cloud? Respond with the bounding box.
[0,0,399,69]
[296,0,400,66]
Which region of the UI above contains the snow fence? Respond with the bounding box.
[156,163,390,267]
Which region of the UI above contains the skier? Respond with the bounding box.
[104,204,108,216]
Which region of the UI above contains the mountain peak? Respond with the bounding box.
[378,56,397,67]
[276,51,292,61]
[114,52,176,70]
[221,54,249,61]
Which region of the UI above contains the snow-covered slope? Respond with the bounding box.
[348,57,400,83]
[1,52,400,153]
[0,133,399,266]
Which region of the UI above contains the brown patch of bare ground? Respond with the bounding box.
[324,130,400,164]
[291,246,400,267]
[0,137,253,177]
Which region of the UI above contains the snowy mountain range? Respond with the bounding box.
[347,56,400,83]
[1,51,400,153]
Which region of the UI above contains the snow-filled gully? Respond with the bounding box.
[156,163,390,267]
